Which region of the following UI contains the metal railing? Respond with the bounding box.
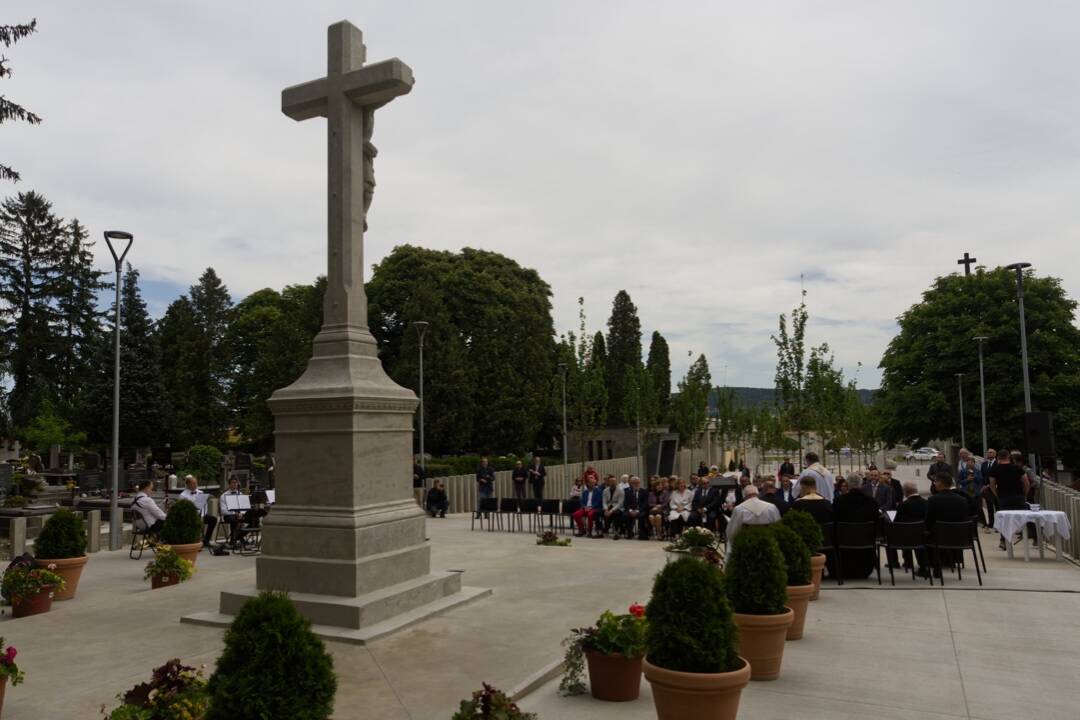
[1038,480,1080,560]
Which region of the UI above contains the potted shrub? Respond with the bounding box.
[560,603,647,701]
[642,557,749,720]
[160,499,204,566]
[144,545,196,589]
[451,683,537,720]
[725,526,793,681]
[664,527,723,566]
[1,562,65,618]
[102,658,208,719]
[0,637,25,715]
[206,591,336,720]
[33,509,88,600]
[768,523,814,640]
[782,510,825,600]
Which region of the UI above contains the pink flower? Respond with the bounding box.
[5,647,16,661]
[628,603,645,618]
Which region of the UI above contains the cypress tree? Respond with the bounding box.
[645,331,671,423]
[53,219,107,418]
[157,296,205,448]
[1,19,42,183]
[605,290,642,427]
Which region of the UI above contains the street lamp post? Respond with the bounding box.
[104,230,133,551]
[973,336,989,455]
[955,373,966,449]
[1006,262,1037,469]
[413,321,429,483]
[558,363,568,470]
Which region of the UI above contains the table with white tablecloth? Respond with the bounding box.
[992,509,1072,562]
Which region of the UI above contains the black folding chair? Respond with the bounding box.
[497,498,521,532]
[471,497,498,531]
[879,521,930,586]
[968,514,988,574]
[539,499,561,533]
[128,522,158,560]
[835,521,881,586]
[519,498,543,533]
[561,498,581,534]
[927,521,982,586]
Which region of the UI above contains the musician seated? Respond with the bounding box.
[426,479,449,518]
[130,479,166,536]
[179,474,217,547]
[220,477,251,547]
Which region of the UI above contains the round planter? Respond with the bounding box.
[785,584,815,640]
[11,585,55,619]
[642,656,750,720]
[168,542,202,567]
[151,572,182,589]
[733,608,794,681]
[585,650,642,702]
[809,554,826,600]
[34,555,88,601]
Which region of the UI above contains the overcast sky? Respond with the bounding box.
[5,1,1080,388]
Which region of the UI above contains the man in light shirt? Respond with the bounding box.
[726,485,781,542]
[796,452,835,502]
[130,479,166,534]
[178,474,217,547]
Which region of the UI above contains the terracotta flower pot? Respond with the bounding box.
[35,555,88,601]
[785,584,815,640]
[585,650,642,702]
[12,585,55,619]
[151,573,182,589]
[643,656,750,720]
[809,554,826,600]
[169,542,202,567]
[733,608,794,681]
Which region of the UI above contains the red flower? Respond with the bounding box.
[628,603,645,618]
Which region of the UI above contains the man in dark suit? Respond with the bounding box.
[622,475,650,540]
[759,480,789,516]
[688,475,721,531]
[779,458,795,478]
[527,456,546,500]
[979,449,998,527]
[887,480,927,570]
[833,473,882,580]
[927,453,951,495]
[924,472,972,577]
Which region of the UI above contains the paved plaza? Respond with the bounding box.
[4,501,1080,720]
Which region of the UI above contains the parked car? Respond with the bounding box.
[903,447,939,461]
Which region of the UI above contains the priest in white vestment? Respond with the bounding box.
[726,485,782,542]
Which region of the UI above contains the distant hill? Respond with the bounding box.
[707,386,877,412]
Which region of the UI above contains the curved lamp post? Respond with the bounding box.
[104,230,133,551]
[412,321,429,481]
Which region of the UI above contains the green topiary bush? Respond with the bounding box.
[781,509,824,555]
[646,557,740,674]
[768,522,812,586]
[206,591,336,720]
[159,499,203,545]
[34,509,88,559]
[725,526,788,615]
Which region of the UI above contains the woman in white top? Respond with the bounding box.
[667,477,693,536]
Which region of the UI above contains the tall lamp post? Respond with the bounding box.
[412,321,429,482]
[104,230,133,551]
[558,363,568,469]
[1005,262,1037,469]
[955,373,966,449]
[973,336,989,455]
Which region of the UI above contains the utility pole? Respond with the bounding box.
[104,230,133,551]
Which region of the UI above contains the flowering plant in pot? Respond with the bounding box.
[642,557,748,720]
[0,637,25,715]
[144,546,195,589]
[159,499,204,566]
[451,683,536,720]
[781,509,825,599]
[560,603,648,701]
[536,530,571,547]
[102,658,208,719]
[34,508,89,600]
[1,558,65,618]
[724,526,793,680]
[665,527,723,566]
[767,522,814,640]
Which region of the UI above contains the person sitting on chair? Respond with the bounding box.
[130,479,166,535]
[923,472,971,577]
[601,475,625,539]
[887,480,927,571]
[688,474,721,531]
[220,477,248,547]
[573,476,603,536]
[178,474,217,547]
[667,477,693,537]
[426,479,449,518]
[622,475,650,540]
[647,477,670,539]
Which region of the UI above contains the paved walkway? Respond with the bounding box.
[3,514,1078,719]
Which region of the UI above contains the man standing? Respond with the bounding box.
[797,452,835,502]
[865,468,893,511]
[475,457,495,518]
[988,449,1032,548]
[928,452,951,494]
[725,485,781,542]
[779,457,795,479]
[527,456,546,500]
[601,475,625,539]
[980,448,998,529]
[511,460,529,500]
[178,474,217,547]
[622,475,650,540]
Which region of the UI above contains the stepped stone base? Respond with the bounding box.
[181,572,489,645]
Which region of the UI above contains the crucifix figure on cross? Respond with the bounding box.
[281,21,414,329]
[957,252,977,276]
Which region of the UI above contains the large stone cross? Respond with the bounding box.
[282,21,414,328]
